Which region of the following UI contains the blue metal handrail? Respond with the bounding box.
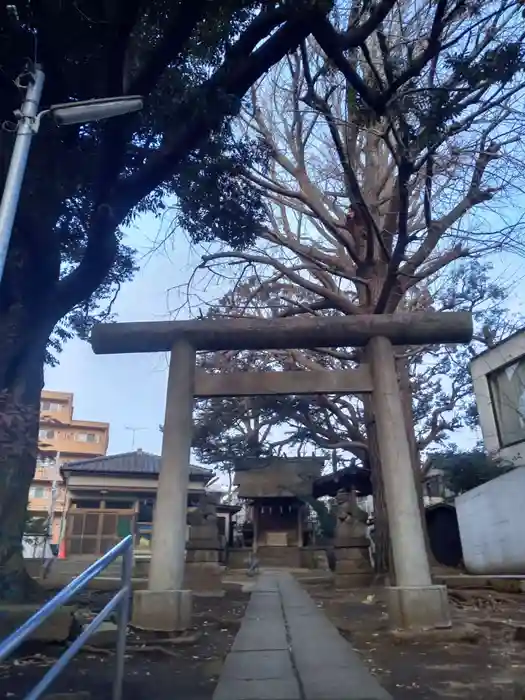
[0,534,134,700]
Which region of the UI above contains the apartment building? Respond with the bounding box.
[27,390,110,545]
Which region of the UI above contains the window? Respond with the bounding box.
[38,429,55,440]
[489,357,525,447]
[37,457,55,468]
[138,500,154,523]
[73,499,102,509]
[30,486,46,498]
[40,401,61,412]
[74,432,99,443]
[105,500,134,510]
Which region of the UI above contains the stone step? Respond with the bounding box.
[55,564,122,577]
[0,604,75,643]
[257,547,302,568]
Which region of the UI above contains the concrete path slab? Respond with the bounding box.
[221,650,295,680]
[212,571,391,700]
[232,618,288,652]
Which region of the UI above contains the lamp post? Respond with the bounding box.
[0,62,143,282]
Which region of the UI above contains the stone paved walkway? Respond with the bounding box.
[212,571,391,700]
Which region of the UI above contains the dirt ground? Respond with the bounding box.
[304,581,525,700]
[0,589,248,700]
[3,579,525,700]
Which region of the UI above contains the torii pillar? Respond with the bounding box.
[132,339,195,631]
[369,336,451,628]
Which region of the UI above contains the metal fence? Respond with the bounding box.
[0,534,133,700]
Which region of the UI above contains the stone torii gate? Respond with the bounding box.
[91,311,473,630]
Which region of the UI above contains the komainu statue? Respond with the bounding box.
[334,489,368,544]
[188,492,218,528]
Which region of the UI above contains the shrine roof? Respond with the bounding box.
[234,456,325,472]
[61,450,213,482]
[233,456,325,498]
[312,466,372,498]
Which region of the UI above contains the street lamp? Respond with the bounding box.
[49,96,144,127]
[0,63,144,282]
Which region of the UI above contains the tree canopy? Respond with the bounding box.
[0,1,329,370]
[429,450,513,495]
[1,0,348,601]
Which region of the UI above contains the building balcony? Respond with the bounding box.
[34,465,62,482]
[40,410,71,425]
[27,496,66,512]
[39,437,107,457]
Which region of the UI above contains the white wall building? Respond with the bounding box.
[461,331,525,575]
[471,329,525,467]
[455,467,525,575]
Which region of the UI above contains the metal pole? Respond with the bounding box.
[113,544,133,700]
[0,64,45,282]
[47,452,60,541]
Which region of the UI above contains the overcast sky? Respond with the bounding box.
[44,211,525,460]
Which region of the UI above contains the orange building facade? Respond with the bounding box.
[27,390,110,545]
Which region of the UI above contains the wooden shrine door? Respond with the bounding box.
[65,508,135,556]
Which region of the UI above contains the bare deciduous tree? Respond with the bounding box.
[188,2,525,571]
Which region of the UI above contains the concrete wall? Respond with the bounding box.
[455,467,525,575]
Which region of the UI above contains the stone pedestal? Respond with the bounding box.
[387,585,451,630]
[334,537,374,588]
[186,523,221,560]
[186,496,223,595]
[186,546,220,563]
[131,589,192,632]
[184,562,224,596]
[185,540,223,595]
[332,490,373,588]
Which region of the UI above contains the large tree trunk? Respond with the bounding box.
[363,396,394,580]
[0,315,49,602]
[360,338,393,580]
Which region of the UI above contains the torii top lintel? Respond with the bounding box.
[90,312,473,355]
